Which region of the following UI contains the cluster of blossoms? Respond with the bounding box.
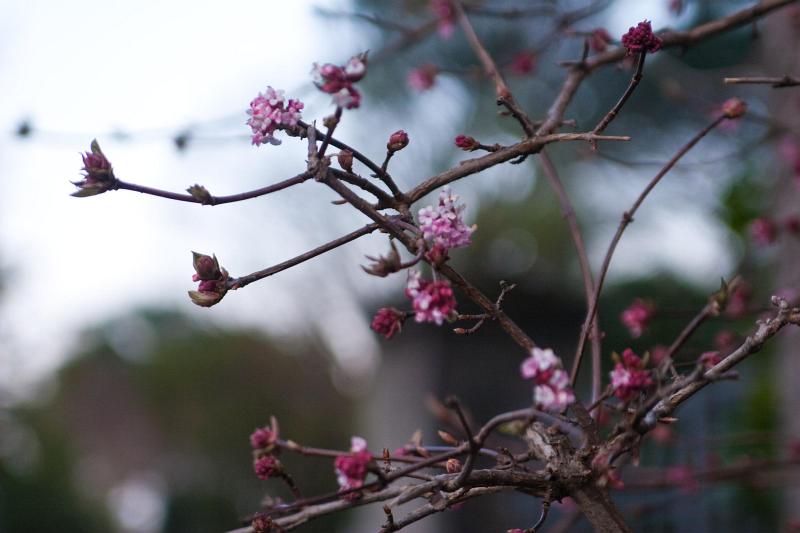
[610,349,653,401]
[188,252,229,308]
[520,347,575,412]
[370,307,406,339]
[250,423,282,480]
[405,270,458,325]
[429,0,455,39]
[71,139,116,197]
[311,53,367,109]
[620,299,655,338]
[418,187,475,257]
[408,64,438,91]
[246,87,304,146]
[621,20,662,54]
[334,436,373,495]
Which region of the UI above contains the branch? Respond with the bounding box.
[114,171,312,205]
[592,51,647,138]
[227,223,380,290]
[724,75,800,87]
[571,115,727,384]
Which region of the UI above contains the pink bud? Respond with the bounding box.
[371,308,406,340]
[387,130,409,152]
[454,134,480,151]
[445,458,462,473]
[721,97,747,119]
[338,150,354,172]
[589,28,613,52]
[253,455,281,480]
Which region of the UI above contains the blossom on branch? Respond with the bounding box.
[418,188,475,252]
[387,130,409,152]
[334,436,373,494]
[621,20,662,54]
[72,139,117,197]
[620,298,655,338]
[247,87,304,146]
[370,308,406,339]
[454,135,480,151]
[311,53,368,109]
[520,347,575,412]
[510,51,537,76]
[405,270,458,325]
[589,28,613,53]
[253,455,281,480]
[188,252,229,307]
[610,348,653,401]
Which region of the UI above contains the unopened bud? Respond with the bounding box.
[187,184,213,205]
[445,458,462,474]
[338,150,354,172]
[71,139,116,197]
[387,130,409,152]
[721,97,747,119]
[362,241,402,277]
[454,135,480,151]
[192,252,221,281]
[189,252,229,307]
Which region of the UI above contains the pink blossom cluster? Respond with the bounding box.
[334,436,373,493]
[408,64,438,91]
[253,455,280,480]
[405,270,458,325]
[610,348,653,401]
[621,20,662,54]
[520,347,575,412]
[250,426,277,450]
[620,299,655,338]
[188,252,229,308]
[430,0,455,38]
[370,307,405,339]
[748,215,799,247]
[418,188,475,251]
[72,140,116,197]
[311,54,367,109]
[246,87,304,146]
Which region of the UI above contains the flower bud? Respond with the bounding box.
[251,513,274,533]
[362,242,402,277]
[337,150,354,172]
[187,184,213,205]
[721,97,747,119]
[71,139,116,197]
[370,308,406,340]
[188,252,229,307]
[192,252,221,281]
[253,455,282,480]
[387,130,409,152]
[445,458,462,474]
[454,135,480,151]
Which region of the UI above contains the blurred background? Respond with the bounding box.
[1,0,799,531]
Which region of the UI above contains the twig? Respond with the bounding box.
[592,51,647,139]
[228,223,380,290]
[114,171,312,205]
[571,115,727,384]
[724,75,800,87]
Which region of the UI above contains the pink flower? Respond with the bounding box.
[418,188,475,251]
[610,348,653,401]
[246,87,304,146]
[520,347,575,412]
[334,437,373,493]
[405,270,458,325]
[408,64,438,91]
[430,0,455,38]
[621,20,662,54]
[510,51,536,76]
[620,299,655,338]
[454,134,479,151]
[311,54,367,109]
[370,308,406,339]
[254,455,280,480]
[589,28,613,53]
[250,427,277,449]
[750,217,778,246]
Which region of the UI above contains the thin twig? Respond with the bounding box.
[592,51,647,139]
[571,115,727,384]
[724,75,800,87]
